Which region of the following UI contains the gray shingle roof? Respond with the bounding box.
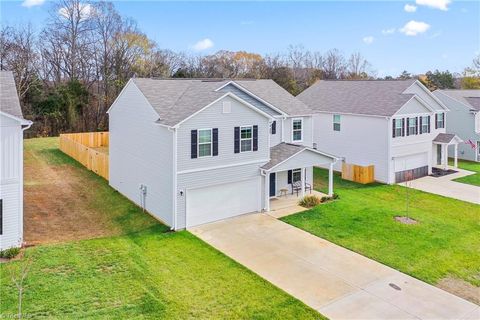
[0,71,24,119]
[297,79,417,117]
[261,143,306,170]
[131,78,312,126]
[434,90,480,111]
[433,133,456,144]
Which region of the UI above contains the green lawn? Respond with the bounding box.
[0,137,323,319]
[282,168,480,287]
[449,158,480,187]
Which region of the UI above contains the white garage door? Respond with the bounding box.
[394,153,428,172]
[186,178,261,228]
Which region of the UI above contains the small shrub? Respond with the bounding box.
[332,193,339,200]
[299,195,321,208]
[0,247,21,259]
[320,196,329,203]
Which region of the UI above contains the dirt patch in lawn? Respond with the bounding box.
[23,139,156,246]
[437,276,480,305]
[394,216,418,224]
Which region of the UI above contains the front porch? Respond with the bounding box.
[433,133,463,171]
[268,190,327,218]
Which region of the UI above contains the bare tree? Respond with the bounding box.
[9,255,33,320]
[347,52,371,79]
[323,49,346,79]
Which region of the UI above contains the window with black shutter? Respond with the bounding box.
[402,118,405,136]
[392,119,396,138]
[427,115,431,133]
[234,127,240,153]
[287,170,292,184]
[271,121,276,134]
[191,130,198,159]
[212,128,218,156]
[253,125,258,151]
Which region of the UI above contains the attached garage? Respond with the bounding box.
[394,153,429,183]
[186,178,261,228]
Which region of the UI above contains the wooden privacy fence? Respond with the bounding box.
[342,163,375,184]
[59,132,109,180]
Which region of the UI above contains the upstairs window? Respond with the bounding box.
[436,113,445,129]
[292,118,303,142]
[421,116,429,134]
[198,129,212,157]
[333,115,341,131]
[240,126,253,152]
[408,118,417,136]
[394,119,403,137]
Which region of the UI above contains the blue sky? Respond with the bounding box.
[1,0,479,77]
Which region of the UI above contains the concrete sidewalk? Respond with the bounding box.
[190,214,479,320]
[407,168,480,204]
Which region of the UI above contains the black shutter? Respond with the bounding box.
[288,170,292,184]
[271,121,276,134]
[253,125,258,151]
[419,117,423,134]
[406,118,410,136]
[191,130,197,159]
[392,119,396,138]
[212,128,218,156]
[234,127,240,153]
[435,113,438,129]
[427,116,431,133]
[402,118,405,136]
[415,117,419,135]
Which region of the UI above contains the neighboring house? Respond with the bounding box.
[298,79,461,184]
[433,90,480,162]
[108,79,338,229]
[0,71,32,250]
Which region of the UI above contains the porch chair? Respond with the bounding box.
[291,181,312,196]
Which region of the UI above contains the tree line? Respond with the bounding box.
[1,0,478,137]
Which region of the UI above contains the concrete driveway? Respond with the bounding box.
[406,168,480,204]
[190,214,479,320]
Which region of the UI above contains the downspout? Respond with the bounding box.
[20,121,32,246]
[169,126,178,231]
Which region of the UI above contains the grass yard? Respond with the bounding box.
[0,137,323,319]
[282,168,480,302]
[449,158,480,187]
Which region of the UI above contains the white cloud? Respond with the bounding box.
[399,20,431,36]
[382,28,396,35]
[192,38,214,51]
[404,4,417,12]
[21,0,45,8]
[415,0,451,11]
[58,3,92,20]
[363,36,374,44]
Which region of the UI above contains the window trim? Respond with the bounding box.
[395,118,403,137]
[198,128,213,158]
[408,117,416,135]
[333,114,341,132]
[292,168,302,183]
[436,113,445,129]
[421,115,429,134]
[240,125,253,153]
[292,118,303,142]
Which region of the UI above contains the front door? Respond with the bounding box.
[437,145,442,165]
[269,173,276,197]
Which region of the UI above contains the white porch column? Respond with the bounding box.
[328,163,334,197]
[443,144,448,170]
[301,168,305,198]
[454,144,458,168]
[265,173,270,212]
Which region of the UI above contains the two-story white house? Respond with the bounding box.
[108,79,338,229]
[298,79,461,184]
[0,71,32,250]
[433,89,480,162]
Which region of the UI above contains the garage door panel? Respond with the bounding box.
[186,178,260,228]
[394,153,428,172]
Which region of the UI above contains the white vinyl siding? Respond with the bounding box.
[198,129,212,157]
[292,118,303,142]
[240,126,253,152]
[333,114,341,131]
